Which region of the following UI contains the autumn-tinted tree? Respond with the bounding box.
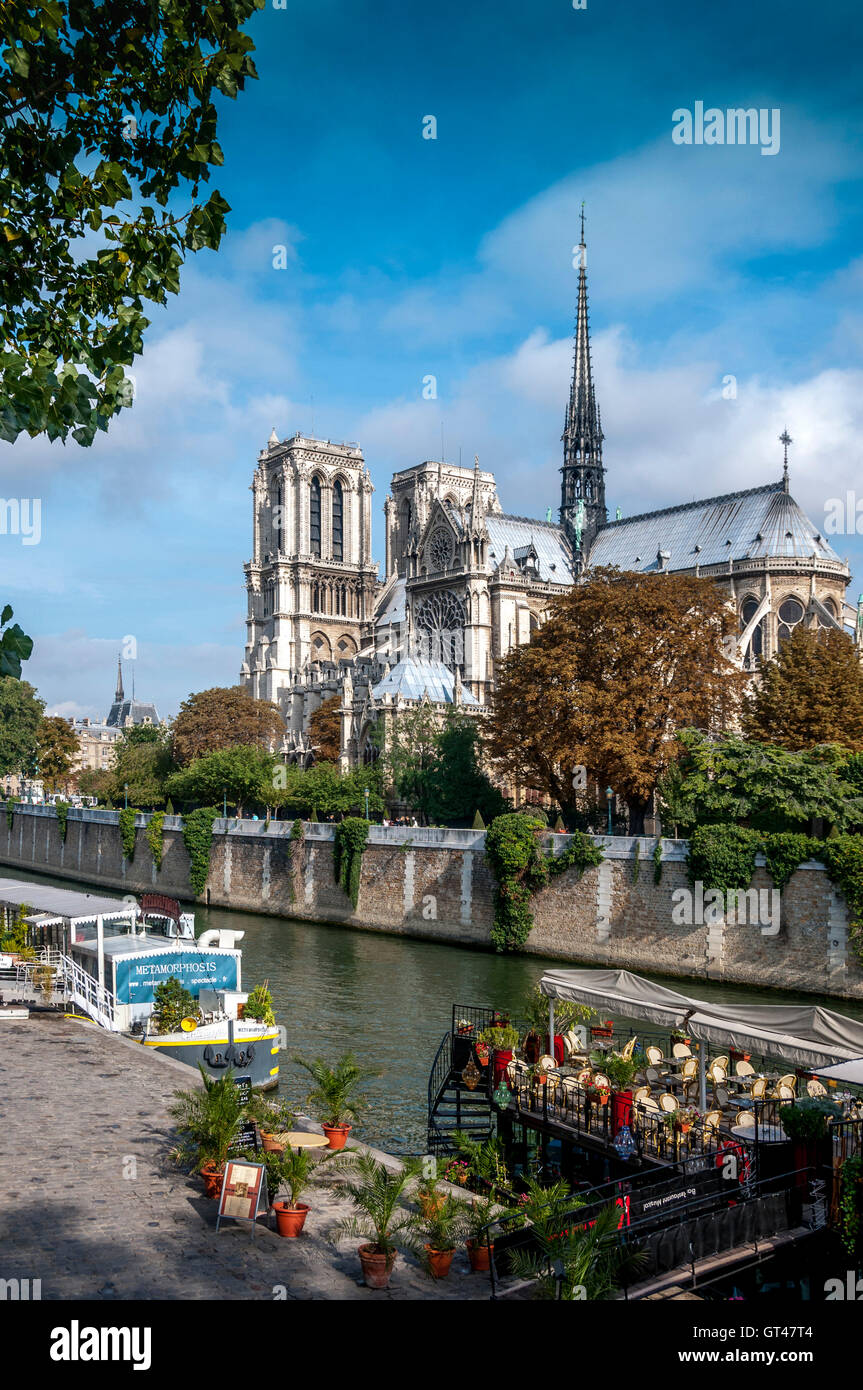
[0,676,44,775]
[743,626,863,751]
[172,686,284,765]
[1,0,263,445]
[36,714,79,789]
[486,568,746,833]
[308,695,342,763]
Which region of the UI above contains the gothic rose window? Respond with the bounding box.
[427,526,453,571]
[777,595,805,646]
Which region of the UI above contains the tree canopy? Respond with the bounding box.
[657,729,863,836]
[308,694,342,763]
[1,0,263,444]
[0,605,33,678]
[743,626,863,751]
[486,568,745,832]
[172,685,284,765]
[166,743,275,815]
[0,676,44,775]
[36,713,78,788]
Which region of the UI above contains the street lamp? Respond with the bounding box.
[124,782,129,810]
[223,787,227,819]
[364,786,370,821]
[606,786,614,836]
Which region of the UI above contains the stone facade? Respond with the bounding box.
[3,804,862,1001]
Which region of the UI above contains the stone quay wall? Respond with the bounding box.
[1,803,861,999]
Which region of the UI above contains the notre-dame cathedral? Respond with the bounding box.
[241,220,855,768]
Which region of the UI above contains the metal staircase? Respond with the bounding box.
[0,949,118,1030]
[427,1004,497,1155]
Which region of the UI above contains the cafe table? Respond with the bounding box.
[731,1124,787,1144]
[274,1131,330,1149]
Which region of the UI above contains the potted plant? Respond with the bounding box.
[327,1152,422,1289]
[480,1024,521,1085]
[779,1097,843,1187]
[293,1051,377,1149]
[246,1094,296,1152]
[168,1065,244,1198]
[464,1196,495,1272]
[475,1040,490,1066]
[416,1171,445,1220]
[271,1144,316,1237]
[421,1195,471,1280]
[602,1053,639,1135]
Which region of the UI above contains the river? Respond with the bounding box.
[6,863,863,1154]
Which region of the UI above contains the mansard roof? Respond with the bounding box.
[586,481,843,574]
[369,657,480,705]
[105,698,161,728]
[486,513,577,584]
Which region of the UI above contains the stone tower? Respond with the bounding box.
[560,208,607,566]
[241,430,378,711]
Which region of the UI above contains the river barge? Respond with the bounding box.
[0,879,283,1089]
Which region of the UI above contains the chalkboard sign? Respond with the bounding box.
[233,1073,252,1107]
[230,1120,258,1156]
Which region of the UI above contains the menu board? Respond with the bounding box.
[216,1161,267,1233]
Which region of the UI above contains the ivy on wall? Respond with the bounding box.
[653,838,664,884]
[146,811,166,871]
[118,807,137,861]
[55,801,69,842]
[333,816,369,909]
[182,806,220,898]
[289,817,305,903]
[485,813,604,954]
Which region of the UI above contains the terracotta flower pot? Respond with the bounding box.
[467,1239,494,1273]
[359,1244,396,1289]
[322,1122,352,1150]
[200,1163,225,1199]
[261,1132,284,1153]
[418,1192,445,1220]
[273,1201,309,1237]
[425,1244,455,1279]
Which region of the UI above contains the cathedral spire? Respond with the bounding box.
[469,453,484,534]
[560,205,606,563]
[115,654,124,703]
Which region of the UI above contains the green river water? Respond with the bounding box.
[6,863,863,1155]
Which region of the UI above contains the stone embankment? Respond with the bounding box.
[1,803,861,998]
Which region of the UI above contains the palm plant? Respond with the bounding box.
[327,1152,422,1260]
[421,1195,471,1254]
[168,1065,243,1173]
[293,1052,377,1128]
[464,1194,495,1248]
[275,1145,316,1210]
[506,1181,646,1299]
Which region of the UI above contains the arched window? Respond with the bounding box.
[332,480,344,561]
[777,596,805,647]
[741,596,763,670]
[310,476,322,557]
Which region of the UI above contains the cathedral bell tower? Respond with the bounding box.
[560,208,606,567]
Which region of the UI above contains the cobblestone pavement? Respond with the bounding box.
[0,1014,492,1301]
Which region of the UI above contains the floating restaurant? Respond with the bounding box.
[427,969,863,1297]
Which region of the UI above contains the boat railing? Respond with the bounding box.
[53,951,120,1032]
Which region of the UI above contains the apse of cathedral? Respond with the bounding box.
[241,217,854,767]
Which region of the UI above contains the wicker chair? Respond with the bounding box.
[646,1045,664,1066]
[672,1042,692,1059]
[750,1077,768,1100]
[620,1036,638,1060]
[632,1086,652,1105]
[807,1078,828,1098]
[735,1060,756,1079]
[735,1109,756,1130]
[658,1092,678,1112]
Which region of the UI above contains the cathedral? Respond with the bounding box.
[241,219,855,768]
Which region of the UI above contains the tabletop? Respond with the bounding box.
[731,1124,787,1144]
[275,1131,330,1149]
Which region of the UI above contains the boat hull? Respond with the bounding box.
[142,1024,281,1089]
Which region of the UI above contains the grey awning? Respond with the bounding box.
[540,967,863,1071]
[814,1056,863,1084]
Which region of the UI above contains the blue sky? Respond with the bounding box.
[3,0,863,719]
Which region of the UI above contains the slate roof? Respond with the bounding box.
[486,514,577,584]
[375,575,407,629]
[370,657,479,705]
[106,698,161,728]
[586,482,842,574]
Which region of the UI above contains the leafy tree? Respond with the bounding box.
[270,761,384,820]
[0,676,44,776]
[77,767,114,802]
[378,704,505,824]
[657,729,863,836]
[109,729,174,808]
[36,713,79,789]
[486,568,746,834]
[0,605,33,678]
[308,695,342,763]
[167,743,275,815]
[172,686,284,765]
[743,627,863,751]
[376,699,440,816]
[1,0,263,445]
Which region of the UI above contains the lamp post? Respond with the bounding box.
[606,786,614,836]
[364,786,370,821]
[223,787,227,819]
[124,782,129,810]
